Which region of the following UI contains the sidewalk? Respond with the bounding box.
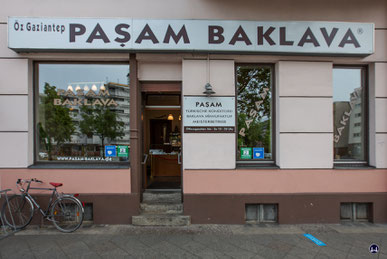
[1,223,387,258]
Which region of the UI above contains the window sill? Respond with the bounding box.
[236,163,279,169]
[29,163,130,169]
[333,163,374,170]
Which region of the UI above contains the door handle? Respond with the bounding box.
[178,152,181,165]
[142,154,148,165]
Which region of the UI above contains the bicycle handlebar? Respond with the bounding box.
[17,178,43,184]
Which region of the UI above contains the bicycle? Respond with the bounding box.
[1,178,84,233]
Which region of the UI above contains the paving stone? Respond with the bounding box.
[1,224,387,258]
[316,247,350,259]
[223,250,258,259]
[56,239,100,258]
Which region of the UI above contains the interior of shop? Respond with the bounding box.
[142,93,182,189]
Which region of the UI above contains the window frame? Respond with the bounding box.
[235,63,276,168]
[333,65,369,166]
[33,61,131,168]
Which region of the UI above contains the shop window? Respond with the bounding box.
[236,65,274,165]
[35,63,130,164]
[333,67,367,164]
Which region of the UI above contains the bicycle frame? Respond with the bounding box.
[21,182,60,218]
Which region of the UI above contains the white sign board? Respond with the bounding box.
[183,96,235,133]
[8,17,374,55]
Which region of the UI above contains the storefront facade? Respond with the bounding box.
[0,0,386,224]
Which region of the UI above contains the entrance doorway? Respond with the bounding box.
[141,87,182,190]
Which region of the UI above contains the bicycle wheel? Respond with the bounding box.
[1,195,34,230]
[50,197,84,233]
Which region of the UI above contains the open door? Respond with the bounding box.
[140,84,182,190]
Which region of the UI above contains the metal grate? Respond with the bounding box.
[245,204,278,223]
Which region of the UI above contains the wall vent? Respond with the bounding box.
[245,204,278,223]
[340,203,372,222]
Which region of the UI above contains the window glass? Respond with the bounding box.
[237,65,273,162]
[36,64,130,163]
[333,67,365,161]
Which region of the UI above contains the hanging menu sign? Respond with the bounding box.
[183,96,235,133]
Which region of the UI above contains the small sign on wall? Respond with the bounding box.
[183,96,235,133]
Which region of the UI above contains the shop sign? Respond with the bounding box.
[117,145,129,157]
[240,148,252,159]
[183,96,235,133]
[8,17,374,55]
[104,145,117,157]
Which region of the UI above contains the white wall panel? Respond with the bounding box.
[375,99,387,133]
[376,134,387,168]
[279,133,333,169]
[0,25,19,58]
[183,59,235,96]
[278,61,332,97]
[375,63,387,97]
[0,96,28,131]
[280,98,333,132]
[0,59,28,94]
[138,62,182,81]
[183,133,235,169]
[0,133,28,168]
[208,60,235,96]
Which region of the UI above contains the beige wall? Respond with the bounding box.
[277,61,333,168]
[0,169,131,194]
[1,0,386,28]
[138,62,182,81]
[0,58,29,168]
[182,59,236,169]
[183,169,387,194]
[374,63,387,168]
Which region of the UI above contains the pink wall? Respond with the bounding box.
[0,169,131,194]
[183,169,387,194]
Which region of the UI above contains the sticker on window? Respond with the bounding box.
[253,147,265,159]
[105,145,117,157]
[117,145,129,157]
[240,147,252,159]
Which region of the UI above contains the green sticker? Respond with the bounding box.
[240,147,252,159]
[117,145,129,157]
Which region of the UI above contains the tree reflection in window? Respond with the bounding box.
[36,64,129,163]
[237,66,272,161]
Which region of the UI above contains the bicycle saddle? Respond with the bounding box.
[50,182,63,187]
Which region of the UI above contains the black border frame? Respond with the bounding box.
[32,61,131,168]
[333,65,369,166]
[235,63,276,168]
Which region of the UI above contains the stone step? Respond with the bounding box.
[140,203,183,214]
[132,214,191,226]
[142,191,182,204]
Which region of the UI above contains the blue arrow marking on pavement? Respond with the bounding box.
[303,233,327,246]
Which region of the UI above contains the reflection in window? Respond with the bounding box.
[237,65,273,162]
[36,64,130,163]
[333,67,365,161]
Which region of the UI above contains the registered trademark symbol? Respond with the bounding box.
[357,28,364,34]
